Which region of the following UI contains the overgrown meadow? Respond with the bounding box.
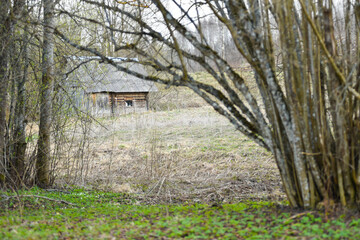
[1,71,359,239]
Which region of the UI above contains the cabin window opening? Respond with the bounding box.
[125,100,133,107]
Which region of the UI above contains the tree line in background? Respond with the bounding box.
[0,0,359,209]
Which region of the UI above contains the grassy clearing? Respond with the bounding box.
[1,188,360,239]
[57,106,282,203]
[50,70,282,203]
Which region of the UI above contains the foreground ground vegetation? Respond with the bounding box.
[1,188,360,239]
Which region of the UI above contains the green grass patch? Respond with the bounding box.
[1,188,360,239]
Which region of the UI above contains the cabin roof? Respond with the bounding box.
[68,58,157,93]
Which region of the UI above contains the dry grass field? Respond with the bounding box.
[56,71,285,203]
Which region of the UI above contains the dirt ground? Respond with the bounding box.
[55,106,285,204]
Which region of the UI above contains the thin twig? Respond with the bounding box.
[44,189,71,194]
[284,211,315,223]
[1,195,78,207]
[157,177,166,196]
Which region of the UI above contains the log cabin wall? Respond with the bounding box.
[89,92,148,116]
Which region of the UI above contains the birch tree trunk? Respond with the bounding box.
[37,0,56,187]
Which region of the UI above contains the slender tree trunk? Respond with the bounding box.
[12,27,29,186]
[36,0,55,187]
[0,0,10,187]
[0,51,10,188]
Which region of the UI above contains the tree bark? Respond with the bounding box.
[12,26,29,186]
[0,0,11,187]
[37,0,55,188]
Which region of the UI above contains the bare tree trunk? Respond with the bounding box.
[36,0,55,188]
[12,27,29,187]
[0,0,11,188]
[0,56,9,187]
